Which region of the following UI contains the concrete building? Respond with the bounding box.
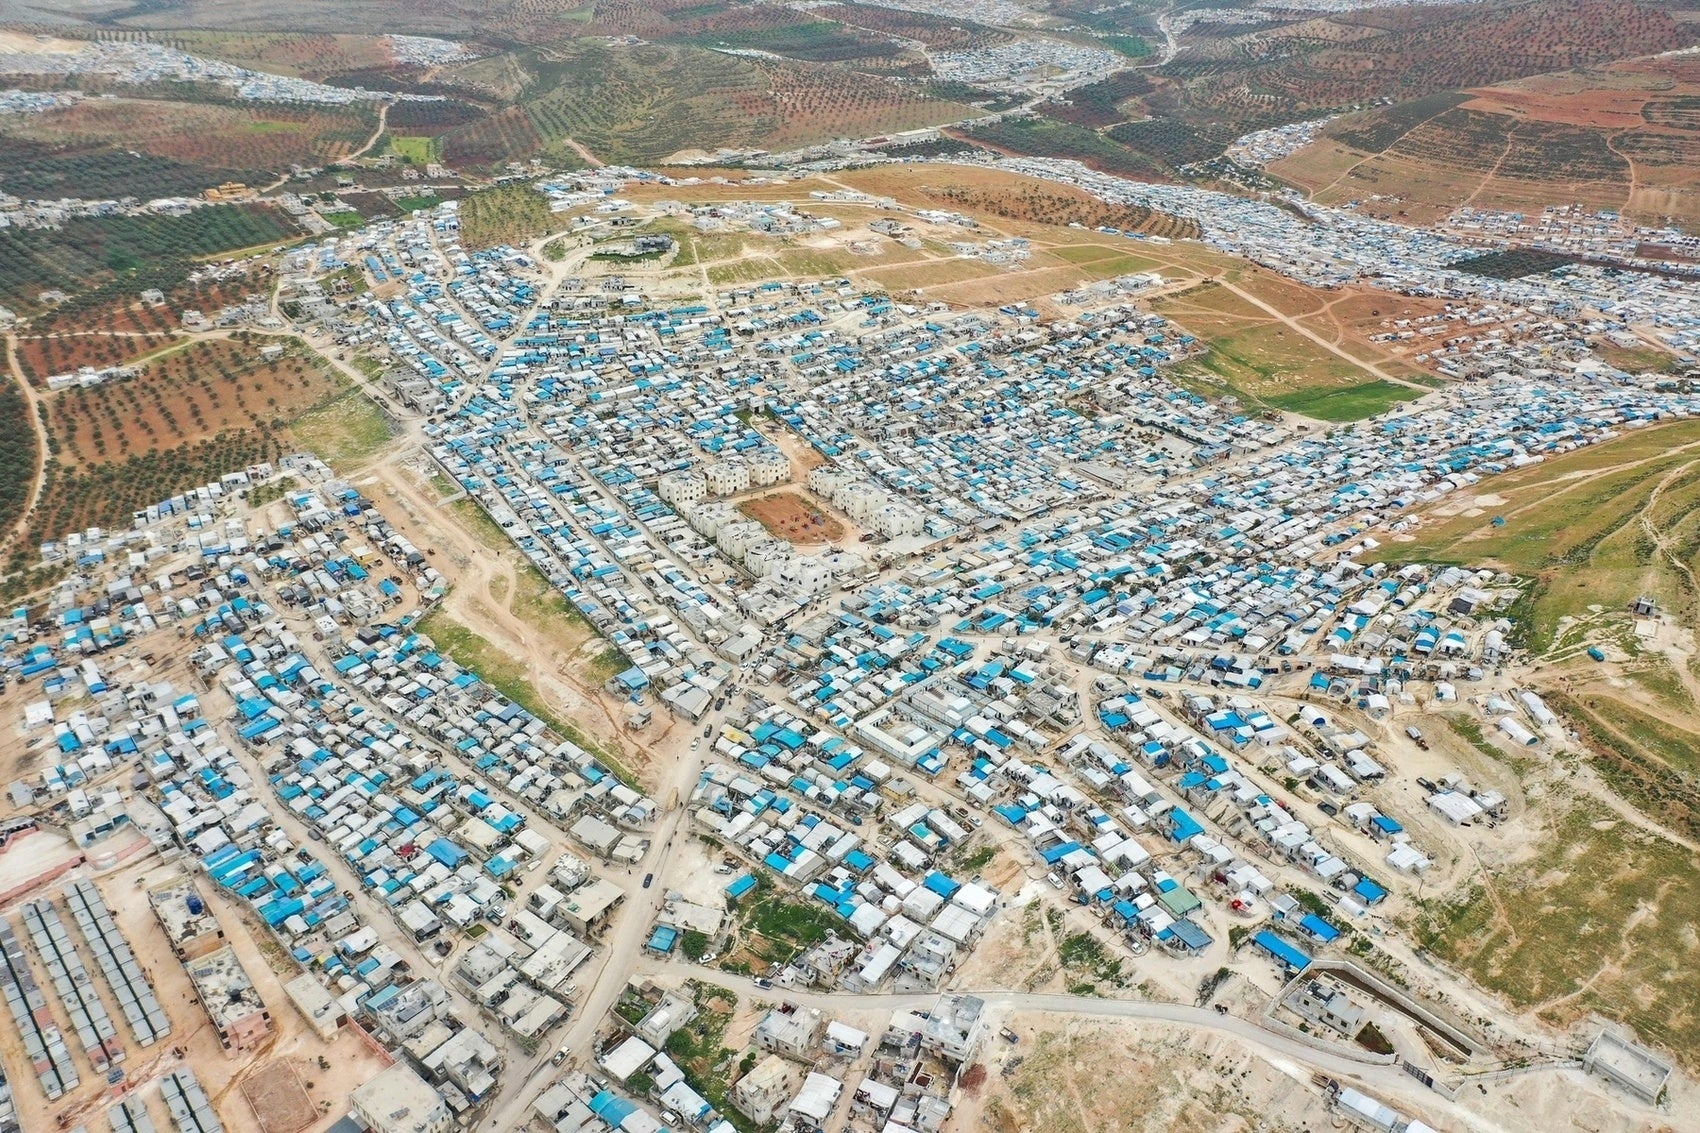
[874,501,925,538]
[686,501,740,538]
[755,1003,824,1061]
[558,877,624,934]
[748,449,789,487]
[732,1054,798,1125]
[637,991,697,1048]
[570,814,621,857]
[421,1026,502,1103]
[185,945,271,1053]
[716,520,767,561]
[284,972,344,1041]
[1289,979,1364,1038]
[921,993,985,1064]
[744,539,793,578]
[703,459,751,496]
[351,1063,454,1133]
[659,471,708,509]
[147,877,225,959]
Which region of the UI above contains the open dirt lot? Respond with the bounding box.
[242,1059,320,1133]
[0,848,387,1133]
[965,1011,1690,1133]
[738,489,845,545]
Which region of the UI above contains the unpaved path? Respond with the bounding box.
[3,333,50,547]
[1213,277,1427,390]
[368,457,637,764]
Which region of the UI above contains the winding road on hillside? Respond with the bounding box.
[2,333,51,549]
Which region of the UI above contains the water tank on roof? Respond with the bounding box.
[186,894,204,917]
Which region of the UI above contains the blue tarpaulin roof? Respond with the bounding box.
[1253,930,1311,971]
[1299,913,1341,943]
[1353,877,1388,904]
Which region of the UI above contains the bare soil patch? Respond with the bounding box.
[738,489,845,543]
[241,1060,318,1133]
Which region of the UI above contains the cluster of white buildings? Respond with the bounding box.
[0,39,444,104]
[930,37,1124,93]
[0,87,82,115]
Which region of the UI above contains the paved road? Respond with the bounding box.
[604,960,1528,1131]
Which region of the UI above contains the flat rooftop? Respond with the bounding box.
[185,945,267,1029]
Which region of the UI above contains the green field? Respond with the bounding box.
[1098,34,1152,58]
[1171,328,1415,421]
[458,182,558,250]
[390,135,442,164]
[1265,380,1419,421]
[1415,794,1700,1073]
[1389,418,1700,651]
[288,388,395,467]
[391,193,443,214]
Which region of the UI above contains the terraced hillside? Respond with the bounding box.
[1158,0,1694,124]
[438,40,972,166]
[1271,54,1700,225]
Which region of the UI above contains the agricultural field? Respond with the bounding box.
[436,40,972,169]
[661,7,907,64]
[1040,72,1152,130]
[45,337,346,466]
[457,183,556,249]
[146,30,405,79]
[1271,53,1700,225]
[26,268,271,339]
[1161,0,1693,127]
[16,332,362,568]
[0,141,273,202]
[961,116,1168,180]
[811,3,1013,51]
[0,204,295,315]
[25,429,286,556]
[0,381,35,558]
[869,177,1197,238]
[14,332,181,384]
[0,97,379,184]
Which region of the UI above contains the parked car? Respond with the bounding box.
[642,872,654,888]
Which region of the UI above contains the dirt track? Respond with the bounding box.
[362,455,645,777]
